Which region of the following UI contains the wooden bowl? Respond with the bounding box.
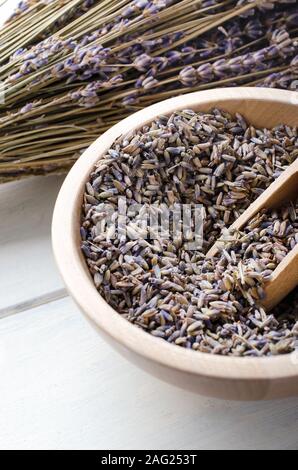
[52,88,298,401]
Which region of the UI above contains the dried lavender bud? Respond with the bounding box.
[179,28,295,86]
[81,108,298,357]
[260,54,298,88]
[70,76,123,105]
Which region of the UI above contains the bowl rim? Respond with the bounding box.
[52,87,298,382]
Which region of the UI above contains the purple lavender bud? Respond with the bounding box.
[242,55,256,68]
[133,54,152,72]
[135,75,145,88]
[213,59,229,74]
[81,89,97,98]
[199,49,216,59]
[182,46,197,64]
[20,102,34,114]
[11,48,26,59]
[142,76,158,89]
[166,50,182,65]
[18,1,29,12]
[179,66,198,86]
[24,52,36,60]
[109,75,123,85]
[244,19,264,39]
[253,50,267,62]
[271,29,292,49]
[123,6,135,17]
[154,57,168,71]
[122,94,138,107]
[172,32,184,42]
[196,63,213,80]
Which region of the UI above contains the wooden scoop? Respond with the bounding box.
[207,159,298,311]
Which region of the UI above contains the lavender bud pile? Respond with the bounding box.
[0,0,297,181]
[80,108,298,357]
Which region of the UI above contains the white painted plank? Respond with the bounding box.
[0,296,297,450]
[0,176,66,311]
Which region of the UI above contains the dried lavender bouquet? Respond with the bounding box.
[0,0,297,181]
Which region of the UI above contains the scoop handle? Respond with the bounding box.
[262,244,298,311]
[233,158,298,231]
[207,159,298,258]
[206,158,298,311]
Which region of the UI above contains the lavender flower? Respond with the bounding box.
[260,55,298,88]
[7,37,77,82]
[179,65,199,86]
[122,93,139,107]
[69,75,123,107]
[179,29,294,86]
[141,75,159,89]
[20,101,40,114]
[133,54,153,72]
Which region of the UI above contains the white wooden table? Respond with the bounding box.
[0,2,297,451]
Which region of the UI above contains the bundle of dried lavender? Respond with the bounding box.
[0,0,297,181]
